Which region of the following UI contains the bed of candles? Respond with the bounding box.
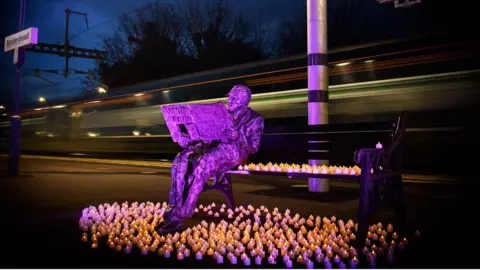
[79,201,419,268]
[237,163,364,176]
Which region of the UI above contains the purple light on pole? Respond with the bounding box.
[307,0,330,192]
[8,0,27,176]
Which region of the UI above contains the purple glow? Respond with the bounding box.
[162,85,264,224]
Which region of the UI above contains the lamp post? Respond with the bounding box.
[307,0,329,192]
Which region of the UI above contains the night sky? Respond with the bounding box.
[0,0,313,105]
[0,0,473,108]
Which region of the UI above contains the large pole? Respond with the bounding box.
[64,9,71,78]
[8,0,27,176]
[307,0,330,192]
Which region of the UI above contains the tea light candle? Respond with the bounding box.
[196,251,203,260]
[164,249,171,258]
[306,259,314,269]
[216,255,224,264]
[255,255,262,265]
[268,255,276,264]
[376,142,382,149]
[333,255,341,264]
[324,258,332,269]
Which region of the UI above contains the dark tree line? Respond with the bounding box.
[83,0,477,91]
[274,0,478,56]
[83,0,265,91]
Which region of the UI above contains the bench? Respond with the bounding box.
[202,112,408,248]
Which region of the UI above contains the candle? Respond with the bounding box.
[415,230,421,237]
[177,252,184,260]
[243,257,251,266]
[196,251,203,260]
[268,255,276,264]
[255,256,262,265]
[216,255,224,264]
[285,259,293,268]
[306,259,314,269]
[324,258,332,269]
[338,261,346,269]
[376,142,382,149]
[333,255,341,264]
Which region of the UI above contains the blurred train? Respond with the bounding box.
[0,37,479,175]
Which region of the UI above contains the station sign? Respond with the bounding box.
[4,27,38,52]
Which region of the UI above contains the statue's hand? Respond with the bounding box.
[223,127,240,142]
[177,135,191,148]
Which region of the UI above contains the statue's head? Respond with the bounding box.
[227,84,251,112]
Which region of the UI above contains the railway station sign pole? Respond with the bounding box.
[3,0,37,176]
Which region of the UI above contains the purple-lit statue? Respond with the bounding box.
[158,85,264,233]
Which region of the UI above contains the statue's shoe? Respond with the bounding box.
[161,204,176,220]
[157,220,183,234]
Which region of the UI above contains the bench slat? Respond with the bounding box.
[265,121,396,134]
[227,170,360,181]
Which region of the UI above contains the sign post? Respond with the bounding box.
[3,0,37,176]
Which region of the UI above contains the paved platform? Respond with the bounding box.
[8,154,462,184]
[0,157,470,268]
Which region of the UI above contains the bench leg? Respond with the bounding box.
[215,173,235,209]
[357,171,371,250]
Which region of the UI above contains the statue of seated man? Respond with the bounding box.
[158,84,264,233]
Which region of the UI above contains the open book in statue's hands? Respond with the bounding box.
[161,101,233,147]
